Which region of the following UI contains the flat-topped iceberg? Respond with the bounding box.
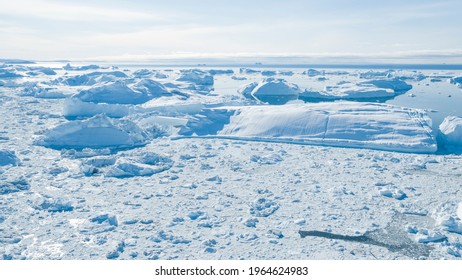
[239,78,301,104]
[300,82,396,101]
[438,116,462,152]
[179,102,437,153]
[35,114,148,150]
[359,79,412,92]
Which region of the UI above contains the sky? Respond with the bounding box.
[1,0,462,63]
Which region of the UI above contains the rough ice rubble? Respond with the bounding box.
[35,114,148,150]
[239,78,301,104]
[438,116,462,151]
[180,102,437,153]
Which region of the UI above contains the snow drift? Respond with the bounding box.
[35,114,148,150]
[179,102,437,153]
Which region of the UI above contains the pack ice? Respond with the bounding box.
[180,102,436,153]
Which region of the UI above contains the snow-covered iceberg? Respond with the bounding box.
[58,71,127,86]
[359,79,412,92]
[438,116,462,152]
[73,81,154,105]
[176,69,213,86]
[300,82,396,102]
[239,78,301,104]
[35,115,148,150]
[179,102,437,153]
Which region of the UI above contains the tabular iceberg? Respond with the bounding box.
[179,102,437,153]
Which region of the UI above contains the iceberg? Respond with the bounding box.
[208,69,234,75]
[35,114,148,150]
[239,68,260,74]
[63,98,132,118]
[438,116,462,152]
[73,81,155,105]
[359,70,394,79]
[58,71,128,86]
[179,102,437,153]
[359,79,412,92]
[63,63,101,71]
[300,82,396,102]
[302,69,324,76]
[238,78,300,105]
[176,69,213,86]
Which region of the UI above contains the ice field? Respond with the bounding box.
[1,62,462,259]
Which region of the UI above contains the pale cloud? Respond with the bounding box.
[0,0,159,22]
